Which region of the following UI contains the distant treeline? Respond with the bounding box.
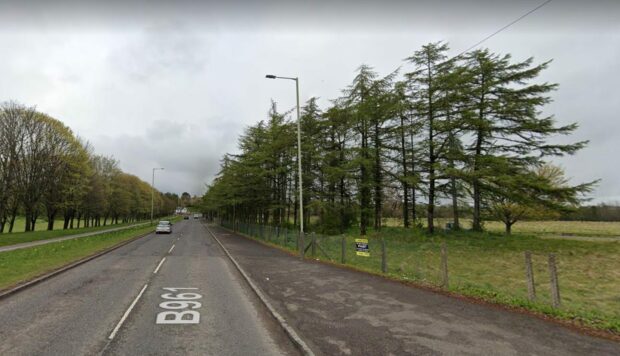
[202,42,595,235]
[0,102,178,233]
[561,204,620,222]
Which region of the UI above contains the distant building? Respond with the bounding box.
[175,207,189,215]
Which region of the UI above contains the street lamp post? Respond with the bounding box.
[150,167,164,225]
[265,74,304,240]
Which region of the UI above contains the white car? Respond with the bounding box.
[155,221,172,234]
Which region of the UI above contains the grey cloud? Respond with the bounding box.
[0,0,618,202]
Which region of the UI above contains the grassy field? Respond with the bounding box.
[383,218,620,237]
[0,221,145,248]
[4,216,143,234]
[0,224,155,291]
[0,216,181,248]
[231,221,620,334]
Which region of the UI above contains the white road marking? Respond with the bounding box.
[108,284,148,340]
[156,287,202,324]
[153,257,166,274]
[168,245,175,254]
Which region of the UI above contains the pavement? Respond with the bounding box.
[207,224,620,356]
[0,222,149,253]
[0,220,298,355]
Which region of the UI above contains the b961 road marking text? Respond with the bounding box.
[156,287,202,324]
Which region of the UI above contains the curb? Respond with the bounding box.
[0,228,153,301]
[203,224,315,356]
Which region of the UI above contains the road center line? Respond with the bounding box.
[168,245,175,254]
[153,257,166,274]
[108,283,148,340]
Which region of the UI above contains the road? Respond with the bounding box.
[0,219,298,355]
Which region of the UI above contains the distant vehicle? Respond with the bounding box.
[183,215,190,220]
[155,221,172,234]
[193,213,202,219]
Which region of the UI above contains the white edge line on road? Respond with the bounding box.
[108,283,148,340]
[168,244,175,254]
[204,224,315,356]
[153,257,166,274]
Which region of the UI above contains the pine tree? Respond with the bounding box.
[463,49,587,231]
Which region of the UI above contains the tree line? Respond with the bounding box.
[0,102,178,233]
[202,42,595,234]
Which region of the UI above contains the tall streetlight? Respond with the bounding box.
[265,74,304,239]
[150,167,164,225]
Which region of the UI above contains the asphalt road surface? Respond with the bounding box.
[0,219,298,356]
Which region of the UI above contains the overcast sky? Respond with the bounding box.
[0,0,618,203]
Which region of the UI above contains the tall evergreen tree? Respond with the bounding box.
[463,49,587,231]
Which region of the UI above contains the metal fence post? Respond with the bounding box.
[524,251,536,302]
[548,253,561,308]
[341,235,346,264]
[381,237,387,274]
[440,241,449,289]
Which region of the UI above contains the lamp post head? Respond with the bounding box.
[265,74,276,79]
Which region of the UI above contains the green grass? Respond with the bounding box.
[0,221,145,248]
[383,217,620,237]
[0,224,155,291]
[231,222,620,334]
[0,216,181,248]
[5,217,69,233]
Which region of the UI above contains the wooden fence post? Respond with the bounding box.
[524,251,536,302]
[381,237,387,274]
[441,241,449,289]
[311,232,317,257]
[341,235,346,264]
[548,253,561,308]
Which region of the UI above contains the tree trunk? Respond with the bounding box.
[47,209,57,231]
[9,208,18,233]
[505,221,513,235]
[451,177,460,230]
[24,209,32,232]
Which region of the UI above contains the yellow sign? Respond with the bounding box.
[355,238,369,257]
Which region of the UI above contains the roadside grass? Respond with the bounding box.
[234,223,620,333]
[0,224,155,292]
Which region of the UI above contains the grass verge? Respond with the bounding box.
[0,224,154,291]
